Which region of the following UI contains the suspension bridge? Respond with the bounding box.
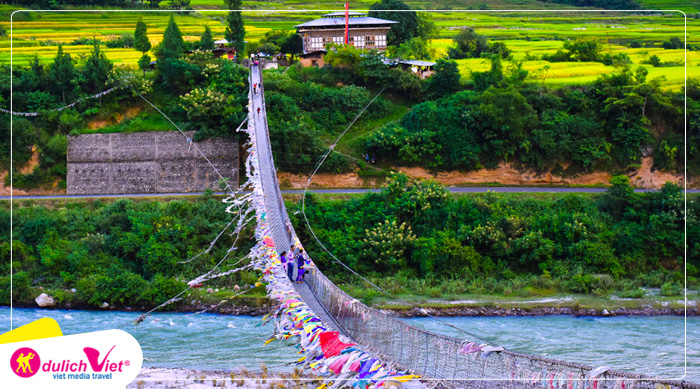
[239,62,699,389]
[94,62,699,388]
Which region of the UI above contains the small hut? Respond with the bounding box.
[398,60,436,79]
[211,39,236,60]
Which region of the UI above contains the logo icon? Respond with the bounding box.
[11,347,41,378]
[83,345,115,372]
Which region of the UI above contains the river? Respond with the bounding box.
[2,308,697,381]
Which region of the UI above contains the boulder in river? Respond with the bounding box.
[101,302,109,309]
[35,293,55,307]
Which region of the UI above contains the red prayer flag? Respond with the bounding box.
[319,331,355,357]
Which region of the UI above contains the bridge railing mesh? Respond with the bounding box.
[303,261,697,389]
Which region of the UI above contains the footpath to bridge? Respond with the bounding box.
[247,62,699,389]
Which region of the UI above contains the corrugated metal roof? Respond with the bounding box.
[400,60,436,67]
[295,16,398,29]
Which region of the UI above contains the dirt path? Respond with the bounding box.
[278,157,694,189]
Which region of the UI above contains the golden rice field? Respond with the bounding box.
[1,5,697,89]
[456,56,698,91]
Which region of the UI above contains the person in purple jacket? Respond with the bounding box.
[295,249,306,283]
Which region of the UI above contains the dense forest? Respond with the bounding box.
[293,174,695,298]
[1,195,259,308]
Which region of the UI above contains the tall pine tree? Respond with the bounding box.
[159,14,184,60]
[50,45,74,103]
[224,0,245,60]
[199,26,215,51]
[83,40,113,106]
[134,17,152,75]
[134,17,152,55]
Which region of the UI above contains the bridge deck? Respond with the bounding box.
[249,66,351,338]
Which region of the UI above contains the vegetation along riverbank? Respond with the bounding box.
[2,175,697,316]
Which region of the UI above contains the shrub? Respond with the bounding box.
[660,281,683,296]
[0,271,33,304]
[141,274,184,306]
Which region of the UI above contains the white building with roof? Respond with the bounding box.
[295,11,397,66]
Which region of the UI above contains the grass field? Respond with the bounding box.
[1,4,697,89]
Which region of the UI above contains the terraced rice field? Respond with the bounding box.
[1,5,697,89]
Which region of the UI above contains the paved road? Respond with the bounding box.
[2,187,699,200]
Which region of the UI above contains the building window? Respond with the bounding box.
[366,35,375,47]
[333,36,344,45]
[375,35,386,48]
[309,36,324,51]
[354,35,365,48]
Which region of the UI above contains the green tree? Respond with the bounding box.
[257,42,280,55]
[662,37,682,50]
[134,17,152,55]
[416,13,438,39]
[599,175,635,220]
[199,26,215,51]
[50,45,74,103]
[224,0,245,60]
[488,41,511,59]
[83,40,113,105]
[324,44,364,73]
[158,14,184,60]
[260,29,290,48]
[426,59,460,99]
[471,54,505,91]
[448,27,488,59]
[280,34,303,62]
[138,54,152,74]
[368,0,418,46]
[134,18,152,75]
[393,37,434,60]
[544,39,601,62]
[477,88,539,164]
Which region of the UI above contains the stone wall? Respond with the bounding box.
[67,131,238,195]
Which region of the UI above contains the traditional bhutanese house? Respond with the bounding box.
[211,39,236,60]
[295,11,397,67]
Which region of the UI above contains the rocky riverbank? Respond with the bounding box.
[9,299,697,318]
[128,368,323,389]
[387,306,696,317]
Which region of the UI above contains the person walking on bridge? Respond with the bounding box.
[280,251,288,276]
[287,247,297,282]
[295,249,306,283]
[257,107,261,115]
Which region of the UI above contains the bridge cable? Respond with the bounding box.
[297,89,498,346]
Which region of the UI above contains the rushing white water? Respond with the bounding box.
[2,308,697,380]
